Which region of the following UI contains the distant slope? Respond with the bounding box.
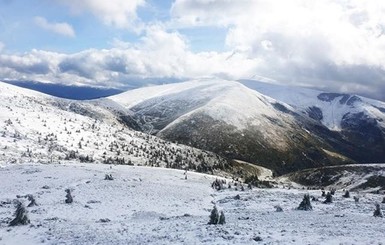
[0,81,235,176]
[240,79,385,163]
[284,164,385,191]
[3,80,124,100]
[108,79,358,174]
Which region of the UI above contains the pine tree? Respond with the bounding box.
[373,203,383,217]
[65,189,73,204]
[343,190,350,198]
[9,201,30,226]
[208,206,219,224]
[218,211,226,225]
[324,192,333,203]
[297,194,312,211]
[27,194,37,207]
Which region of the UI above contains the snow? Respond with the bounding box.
[1,163,384,244]
[0,81,227,170]
[240,79,385,131]
[109,79,298,150]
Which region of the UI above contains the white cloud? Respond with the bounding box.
[34,16,75,37]
[171,0,385,93]
[0,26,259,87]
[56,0,145,29]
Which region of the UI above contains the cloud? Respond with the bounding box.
[0,26,259,87]
[56,0,145,29]
[170,0,385,99]
[34,16,75,37]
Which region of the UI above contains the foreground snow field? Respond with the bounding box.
[0,163,384,245]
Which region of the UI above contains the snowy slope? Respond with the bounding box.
[1,163,385,244]
[107,79,360,173]
[240,79,385,131]
[109,79,299,148]
[0,81,232,174]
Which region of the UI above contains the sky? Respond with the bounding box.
[1,0,385,100]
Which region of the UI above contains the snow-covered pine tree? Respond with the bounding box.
[208,206,219,224]
[27,194,37,207]
[297,194,312,211]
[218,211,226,225]
[65,189,73,204]
[324,192,333,203]
[373,203,383,217]
[9,201,30,226]
[343,190,350,198]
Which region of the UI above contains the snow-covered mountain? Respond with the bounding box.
[240,79,385,164]
[0,81,238,176]
[2,78,384,176]
[107,79,369,174]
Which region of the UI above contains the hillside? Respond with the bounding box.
[0,81,237,176]
[1,163,384,244]
[241,79,385,162]
[107,79,360,174]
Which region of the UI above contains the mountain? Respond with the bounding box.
[2,78,384,176]
[107,79,378,174]
[0,81,240,176]
[240,79,385,164]
[2,80,124,100]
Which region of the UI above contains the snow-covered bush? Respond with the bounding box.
[65,189,73,204]
[324,192,333,203]
[373,203,383,217]
[343,190,350,198]
[297,194,312,211]
[208,206,219,224]
[9,201,30,226]
[354,196,360,203]
[104,174,114,180]
[218,211,226,224]
[27,194,37,207]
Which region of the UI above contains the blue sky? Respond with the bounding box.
[0,0,385,100]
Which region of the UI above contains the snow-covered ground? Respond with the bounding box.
[1,163,384,245]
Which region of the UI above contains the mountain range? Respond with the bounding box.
[1,79,384,177]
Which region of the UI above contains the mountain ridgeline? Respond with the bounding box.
[1,79,385,176]
[107,79,385,175]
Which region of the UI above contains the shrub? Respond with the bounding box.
[208,206,219,224]
[218,211,226,225]
[297,194,312,211]
[343,190,350,198]
[324,192,333,203]
[9,201,30,226]
[104,174,114,180]
[373,203,383,217]
[65,189,73,204]
[27,194,37,207]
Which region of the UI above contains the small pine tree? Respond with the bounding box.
[373,203,383,217]
[104,174,113,180]
[9,201,30,226]
[208,206,219,224]
[321,190,326,197]
[324,192,333,203]
[27,194,37,207]
[354,196,360,203]
[343,190,350,198]
[382,196,385,204]
[218,211,226,224]
[65,189,73,204]
[297,194,312,211]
